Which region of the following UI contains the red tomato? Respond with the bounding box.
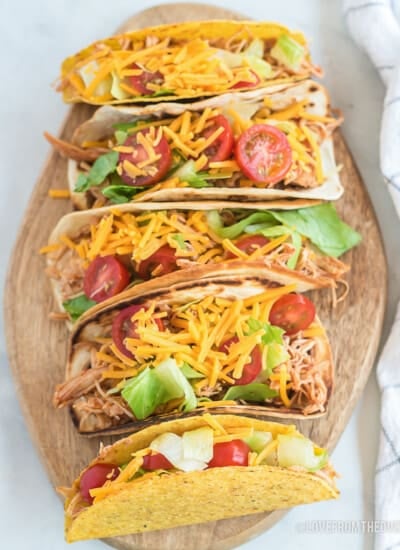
[112,304,164,359]
[119,128,172,187]
[235,124,292,185]
[225,235,270,259]
[142,452,173,470]
[83,256,130,303]
[219,336,262,385]
[230,70,261,89]
[128,63,164,95]
[208,440,250,468]
[269,293,316,335]
[80,463,119,504]
[199,115,234,167]
[136,245,178,280]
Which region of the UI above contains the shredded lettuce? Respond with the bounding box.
[270,34,305,71]
[224,383,278,402]
[115,130,128,145]
[62,295,96,322]
[173,160,211,188]
[206,211,276,239]
[246,319,289,375]
[277,435,328,471]
[102,184,143,204]
[245,431,273,453]
[181,363,205,379]
[215,39,272,77]
[75,151,119,192]
[171,234,187,250]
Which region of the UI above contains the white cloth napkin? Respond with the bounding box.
[344,2,400,549]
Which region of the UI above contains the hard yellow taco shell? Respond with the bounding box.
[59,20,313,105]
[63,415,339,542]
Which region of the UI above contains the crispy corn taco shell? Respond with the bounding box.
[60,269,334,435]
[59,20,312,105]
[64,414,339,542]
[63,81,343,208]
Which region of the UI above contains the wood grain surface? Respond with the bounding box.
[4,4,387,550]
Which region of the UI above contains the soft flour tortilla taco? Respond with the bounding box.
[46,80,343,206]
[56,20,320,105]
[53,271,334,435]
[41,202,360,324]
[60,414,338,542]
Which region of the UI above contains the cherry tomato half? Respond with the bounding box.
[219,336,262,385]
[142,452,173,470]
[111,304,164,359]
[208,440,250,468]
[119,128,172,187]
[80,463,119,504]
[269,293,316,335]
[225,235,270,260]
[235,124,292,185]
[128,63,164,95]
[199,115,234,167]
[230,70,261,90]
[83,256,130,303]
[136,245,178,280]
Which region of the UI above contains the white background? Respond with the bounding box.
[1,1,400,549]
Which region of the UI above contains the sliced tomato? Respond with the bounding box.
[225,235,270,259]
[80,463,119,504]
[83,256,130,303]
[112,304,164,359]
[136,245,178,280]
[142,452,173,470]
[235,124,292,185]
[198,115,234,167]
[230,70,261,90]
[208,440,250,468]
[119,128,172,187]
[128,63,164,95]
[219,336,262,385]
[269,293,316,335]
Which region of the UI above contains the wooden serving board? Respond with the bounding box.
[4,4,387,550]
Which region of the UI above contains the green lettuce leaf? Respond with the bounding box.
[102,184,143,203]
[62,295,97,322]
[171,234,187,250]
[270,34,305,71]
[181,363,205,380]
[121,368,166,420]
[224,383,278,402]
[270,203,362,257]
[74,151,119,192]
[206,211,276,240]
[207,204,361,258]
[121,359,197,419]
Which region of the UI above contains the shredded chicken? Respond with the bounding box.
[44,132,108,162]
[46,246,86,300]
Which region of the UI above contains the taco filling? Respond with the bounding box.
[54,283,333,433]
[61,414,338,541]
[42,204,360,322]
[46,81,342,206]
[57,21,319,104]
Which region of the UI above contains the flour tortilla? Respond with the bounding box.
[63,269,333,434]
[67,80,343,208]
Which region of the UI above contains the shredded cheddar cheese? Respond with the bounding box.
[48,189,71,199]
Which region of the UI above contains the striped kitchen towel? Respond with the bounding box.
[344,2,400,549]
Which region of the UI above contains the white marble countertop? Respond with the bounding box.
[1,1,400,549]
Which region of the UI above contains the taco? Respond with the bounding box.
[53,270,334,434]
[41,202,360,324]
[46,80,343,206]
[57,20,320,105]
[61,414,338,542]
